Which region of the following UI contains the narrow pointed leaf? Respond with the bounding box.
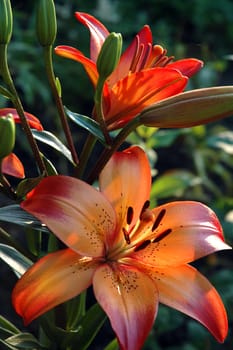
[65,107,107,145]
[0,316,20,335]
[0,85,12,99]
[0,205,49,232]
[5,333,46,349]
[0,244,32,278]
[32,130,73,163]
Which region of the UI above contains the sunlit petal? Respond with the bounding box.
[144,264,228,343]
[12,248,97,325]
[131,201,230,266]
[2,153,25,178]
[75,12,109,62]
[55,46,99,86]
[21,176,116,257]
[99,146,151,247]
[168,58,203,77]
[0,108,43,131]
[105,67,188,129]
[93,263,158,350]
[108,25,153,87]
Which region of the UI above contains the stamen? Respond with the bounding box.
[152,228,172,243]
[127,206,134,225]
[134,239,151,252]
[139,200,150,219]
[123,227,131,244]
[152,209,166,231]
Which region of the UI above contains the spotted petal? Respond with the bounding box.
[93,263,158,350]
[104,67,188,130]
[12,248,96,325]
[146,264,228,342]
[21,175,116,257]
[99,146,151,247]
[131,201,230,266]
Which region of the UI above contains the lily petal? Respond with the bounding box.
[21,176,116,257]
[0,108,43,131]
[99,146,151,247]
[168,58,203,77]
[2,153,25,178]
[93,263,158,350]
[75,12,109,62]
[12,248,96,325]
[108,25,153,88]
[105,67,188,129]
[55,46,99,86]
[146,264,228,342]
[131,201,230,266]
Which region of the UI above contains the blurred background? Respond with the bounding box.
[1,0,233,349]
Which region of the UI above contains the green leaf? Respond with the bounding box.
[0,204,49,232]
[0,339,18,350]
[0,244,32,277]
[32,129,73,163]
[151,170,201,201]
[65,107,106,145]
[16,176,44,199]
[0,85,12,99]
[0,316,20,335]
[207,130,233,154]
[5,333,46,349]
[73,303,106,350]
[104,338,119,350]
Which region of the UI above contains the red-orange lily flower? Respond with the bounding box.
[55,12,203,130]
[12,146,230,349]
[0,108,43,178]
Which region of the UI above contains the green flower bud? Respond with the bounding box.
[140,86,233,128]
[0,0,13,44]
[0,114,15,159]
[97,32,122,80]
[36,0,57,47]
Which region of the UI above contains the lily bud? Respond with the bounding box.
[0,0,13,44]
[0,114,15,159]
[97,32,122,80]
[36,0,57,47]
[140,86,233,128]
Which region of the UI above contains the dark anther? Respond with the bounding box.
[152,209,166,231]
[123,227,131,244]
[139,200,150,219]
[152,228,172,243]
[127,206,134,225]
[134,239,151,252]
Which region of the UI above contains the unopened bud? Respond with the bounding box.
[140,86,233,128]
[97,32,122,80]
[0,0,13,44]
[36,0,57,47]
[0,114,15,159]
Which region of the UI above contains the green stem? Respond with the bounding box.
[74,133,98,179]
[0,44,47,175]
[94,77,111,144]
[43,45,79,166]
[87,116,141,183]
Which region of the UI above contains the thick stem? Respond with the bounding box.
[0,44,46,174]
[87,116,141,183]
[43,46,79,166]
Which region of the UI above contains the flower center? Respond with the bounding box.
[107,201,172,261]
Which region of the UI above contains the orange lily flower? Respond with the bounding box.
[55,12,203,130]
[0,108,43,178]
[12,146,230,349]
